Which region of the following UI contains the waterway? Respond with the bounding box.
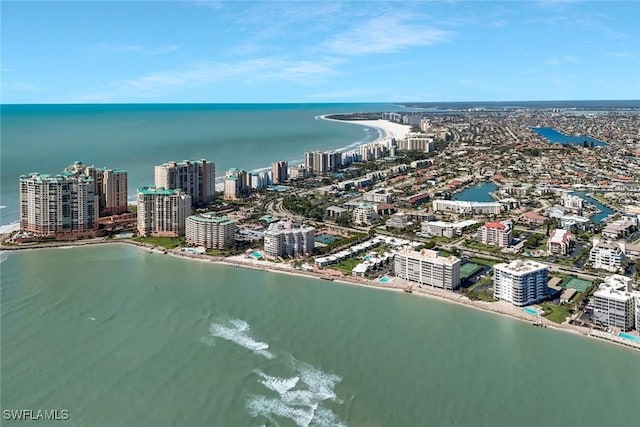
[451,181,498,202]
[573,191,616,224]
[531,127,607,146]
[3,244,639,426]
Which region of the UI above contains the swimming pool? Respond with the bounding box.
[379,276,393,284]
[523,307,538,315]
[618,332,640,343]
[251,251,262,259]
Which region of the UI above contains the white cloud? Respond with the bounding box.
[92,43,183,55]
[323,13,451,56]
[304,88,384,100]
[2,81,44,93]
[606,51,640,58]
[75,57,340,101]
[545,54,579,66]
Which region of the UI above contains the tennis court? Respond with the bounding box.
[460,263,483,280]
[563,277,591,292]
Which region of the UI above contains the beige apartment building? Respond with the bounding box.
[136,187,192,237]
[19,171,98,239]
[154,159,215,206]
[185,213,236,249]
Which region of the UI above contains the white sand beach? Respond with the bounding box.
[321,116,411,143]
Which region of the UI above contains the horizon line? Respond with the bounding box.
[2,99,640,107]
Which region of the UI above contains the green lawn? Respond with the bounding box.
[464,240,500,252]
[541,302,572,324]
[133,236,185,249]
[470,257,500,267]
[331,257,362,274]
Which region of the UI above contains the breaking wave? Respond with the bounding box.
[208,318,274,359]
[204,318,346,426]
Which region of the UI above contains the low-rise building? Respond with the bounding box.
[386,212,409,228]
[432,199,502,215]
[477,221,512,247]
[520,210,547,226]
[185,213,236,249]
[325,205,348,221]
[602,219,637,239]
[592,275,639,331]
[547,229,572,256]
[363,188,394,203]
[353,203,378,225]
[493,260,549,306]
[393,248,461,290]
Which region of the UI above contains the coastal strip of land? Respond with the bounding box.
[320,115,411,143]
[2,237,638,353]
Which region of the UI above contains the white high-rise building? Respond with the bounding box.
[393,248,461,290]
[592,275,639,331]
[636,297,640,332]
[589,238,625,272]
[137,187,192,237]
[398,133,434,152]
[19,171,99,239]
[493,260,549,306]
[154,159,215,206]
[263,222,315,258]
[477,221,512,247]
[303,151,341,174]
[186,213,236,249]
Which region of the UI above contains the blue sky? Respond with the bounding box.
[2,1,639,103]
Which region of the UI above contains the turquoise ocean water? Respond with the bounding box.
[2,245,639,426]
[1,104,640,426]
[0,103,398,226]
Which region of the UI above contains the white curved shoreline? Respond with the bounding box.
[210,115,410,190]
[319,114,411,143]
[2,114,411,225]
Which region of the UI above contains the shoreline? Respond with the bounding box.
[0,114,407,228]
[2,239,639,353]
[320,115,411,143]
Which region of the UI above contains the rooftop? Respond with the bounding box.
[495,259,548,275]
[137,186,184,196]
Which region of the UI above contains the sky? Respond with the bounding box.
[1,0,639,103]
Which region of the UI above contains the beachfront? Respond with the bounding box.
[321,115,412,143]
[3,236,638,353]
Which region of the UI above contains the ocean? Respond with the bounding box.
[0,103,399,227]
[2,245,639,426]
[2,104,640,426]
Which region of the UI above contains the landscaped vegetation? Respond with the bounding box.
[541,302,572,324]
[133,236,185,249]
